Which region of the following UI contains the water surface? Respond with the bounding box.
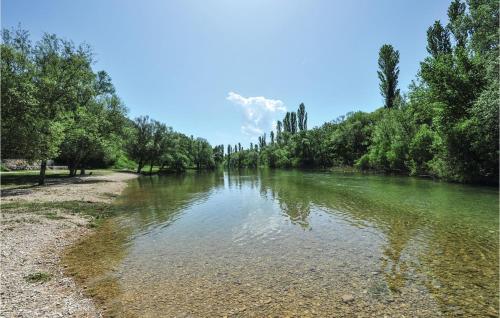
[65,170,499,317]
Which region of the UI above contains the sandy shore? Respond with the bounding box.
[0,172,137,318]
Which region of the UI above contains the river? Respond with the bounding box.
[64,170,499,317]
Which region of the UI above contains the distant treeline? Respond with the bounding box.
[1,0,498,185]
[226,0,498,184]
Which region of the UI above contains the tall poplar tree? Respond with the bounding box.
[377,44,400,109]
[426,21,452,57]
[290,112,297,134]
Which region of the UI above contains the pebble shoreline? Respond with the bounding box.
[0,172,137,318]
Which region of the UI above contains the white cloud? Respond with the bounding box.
[227,92,286,112]
[226,91,286,138]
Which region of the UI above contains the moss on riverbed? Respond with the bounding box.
[61,217,132,317]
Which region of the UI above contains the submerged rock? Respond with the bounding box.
[341,294,355,303]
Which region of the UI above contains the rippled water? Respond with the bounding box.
[65,170,499,317]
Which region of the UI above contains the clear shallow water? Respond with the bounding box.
[65,170,499,317]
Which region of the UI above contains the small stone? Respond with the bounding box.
[341,294,354,303]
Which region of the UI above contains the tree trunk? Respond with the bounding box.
[137,161,143,174]
[80,168,85,175]
[38,160,47,185]
[149,164,153,175]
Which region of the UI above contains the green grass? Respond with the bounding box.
[24,272,53,283]
[1,216,41,224]
[2,201,118,228]
[44,212,66,220]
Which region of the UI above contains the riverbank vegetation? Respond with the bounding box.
[226,0,498,184]
[1,29,222,184]
[2,0,497,184]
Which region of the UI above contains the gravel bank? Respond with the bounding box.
[1,172,137,203]
[0,172,137,318]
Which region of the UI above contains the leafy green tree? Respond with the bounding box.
[466,81,499,181]
[417,0,498,182]
[329,111,377,166]
[213,144,224,165]
[426,21,452,57]
[127,116,153,173]
[59,103,107,176]
[1,28,39,160]
[367,109,411,171]
[245,148,259,168]
[2,28,101,184]
[169,132,196,171]
[378,44,400,109]
[408,124,439,176]
[447,0,468,48]
[193,138,215,169]
[146,120,169,174]
[36,34,99,183]
[58,70,124,176]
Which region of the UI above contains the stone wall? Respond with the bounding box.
[1,159,54,170]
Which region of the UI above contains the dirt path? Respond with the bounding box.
[0,172,137,318]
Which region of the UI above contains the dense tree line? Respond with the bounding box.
[2,0,497,185]
[125,115,223,174]
[1,29,222,184]
[225,0,498,184]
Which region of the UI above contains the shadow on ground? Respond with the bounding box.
[0,174,113,198]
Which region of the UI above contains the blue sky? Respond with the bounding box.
[2,0,449,147]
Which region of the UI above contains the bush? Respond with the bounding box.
[111,153,137,170]
[408,124,437,176]
[355,154,370,171]
[0,163,11,171]
[367,109,411,172]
